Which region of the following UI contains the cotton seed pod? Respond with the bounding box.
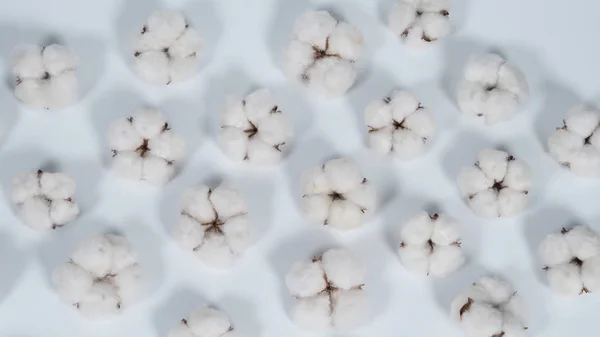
[218,88,293,165]
[457,53,529,125]
[365,90,436,159]
[285,248,370,332]
[451,276,529,337]
[10,43,78,110]
[457,149,532,218]
[398,211,465,276]
[283,10,364,96]
[300,157,376,230]
[388,0,451,48]
[52,234,145,319]
[168,306,238,337]
[11,169,79,230]
[132,10,203,85]
[106,108,186,184]
[173,182,252,270]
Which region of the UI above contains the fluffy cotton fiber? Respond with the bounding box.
[457,149,532,218]
[52,234,145,319]
[451,276,529,337]
[284,10,364,96]
[10,43,78,110]
[107,108,185,184]
[132,10,203,85]
[365,90,436,159]
[398,211,465,276]
[168,306,238,337]
[11,169,79,230]
[388,0,451,48]
[285,248,370,332]
[218,88,293,165]
[539,225,600,296]
[173,182,252,270]
[301,157,376,230]
[457,53,529,125]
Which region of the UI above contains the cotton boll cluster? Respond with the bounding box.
[218,89,293,165]
[284,10,364,96]
[11,170,79,231]
[301,158,376,230]
[107,108,185,184]
[132,10,203,85]
[388,0,451,48]
[52,234,145,319]
[457,149,532,218]
[173,182,251,270]
[168,306,238,337]
[10,44,78,110]
[539,225,600,296]
[398,211,465,276]
[451,276,529,337]
[365,90,436,159]
[285,248,370,332]
[457,53,529,125]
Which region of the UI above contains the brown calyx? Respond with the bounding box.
[440,10,450,16]
[491,333,505,337]
[313,256,364,316]
[244,122,258,139]
[486,85,497,92]
[135,139,150,157]
[42,72,51,80]
[458,297,473,319]
[312,37,340,61]
[204,217,225,235]
[328,191,345,201]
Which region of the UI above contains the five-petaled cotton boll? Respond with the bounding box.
[107,108,185,185]
[398,211,465,276]
[451,276,529,337]
[283,10,364,96]
[365,91,436,159]
[11,170,79,231]
[52,234,145,319]
[218,88,293,165]
[388,0,451,49]
[539,225,600,296]
[457,53,529,125]
[172,182,251,270]
[168,306,238,337]
[457,149,532,218]
[547,104,600,178]
[285,248,370,332]
[301,158,376,230]
[10,43,78,110]
[132,10,203,85]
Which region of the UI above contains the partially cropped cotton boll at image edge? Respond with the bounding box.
[457,148,532,218]
[52,234,145,319]
[388,0,451,48]
[284,10,364,96]
[107,108,186,184]
[10,43,78,110]
[132,10,203,85]
[218,88,293,165]
[12,169,79,231]
[365,90,436,159]
[168,306,238,337]
[457,53,529,125]
[285,248,370,332]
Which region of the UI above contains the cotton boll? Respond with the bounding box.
[50,199,80,225]
[43,44,77,75]
[331,289,369,331]
[307,57,356,96]
[301,166,331,195]
[429,245,465,277]
[106,235,138,273]
[209,185,247,220]
[181,185,215,223]
[221,97,249,129]
[133,51,170,85]
[324,158,362,194]
[328,199,364,230]
[147,10,187,42]
[169,29,203,59]
[477,277,515,304]
[564,225,600,260]
[283,40,315,78]
[291,294,332,331]
[302,194,332,224]
[546,263,584,296]
[18,197,52,230]
[195,231,236,269]
[246,139,282,165]
[327,22,364,62]
[497,188,528,217]
[539,233,572,266]
[106,119,143,152]
[11,172,40,204]
[244,88,276,123]
[368,126,393,155]
[220,216,252,254]
[468,189,499,218]
[365,99,393,129]
[113,265,144,304]
[581,256,600,292]
[149,131,186,161]
[52,262,93,303]
[457,166,492,197]
[256,114,293,146]
[388,2,417,38]
[11,44,45,79]
[168,322,195,337]
[285,261,326,297]
[219,126,248,161]
[70,236,114,278]
[142,155,174,185]
[77,282,122,319]
[173,215,205,251]
[388,0,451,48]
[112,151,144,180]
[401,211,434,244]
[476,149,509,182]
[345,182,376,212]
[461,302,504,336]
[431,215,461,245]
[398,243,430,274]
[186,307,233,336]
[292,10,337,49]
[321,248,365,289]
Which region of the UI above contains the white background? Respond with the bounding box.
[0,0,599,336]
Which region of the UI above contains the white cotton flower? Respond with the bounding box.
[457,53,529,125]
[10,43,78,110]
[300,157,376,230]
[285,248,369,332]
[168,306,237,337]
[457,149,532,218]
[106,108,185,184]
[172,182,252,270]
[398,211,465,276]
[365,90,436,159]
[52,234,145,319]
[539,225,600,296]
[11,169,79,231]
[132,10,203,85]
[283,10,364,96]
[388,0,451,49]
[450,276,529,337]
[218,88,293,165]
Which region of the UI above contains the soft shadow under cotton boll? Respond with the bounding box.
[388,0,452,49]
[168,306,238,337]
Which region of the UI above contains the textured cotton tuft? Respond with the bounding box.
[457,149,532,218]
[365,90,436,159]
[168,306,237,337]
[388,0,451,48]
